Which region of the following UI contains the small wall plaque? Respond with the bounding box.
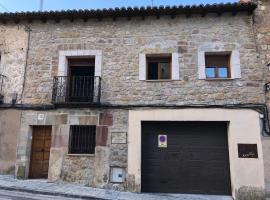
[238,144,258,158]
[37,113,45,121]
[158,134,167,148]
[111,132,127,144]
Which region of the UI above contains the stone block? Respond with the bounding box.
[235,186,265,200]
[79,116,98,125]
[51,125,69,148]
[48,148,66,182]
[94,147,110,188]
[16,165,25,179]
[96,126,108,146]
[99,113,113,126]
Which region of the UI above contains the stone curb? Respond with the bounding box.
[0,185,107,200]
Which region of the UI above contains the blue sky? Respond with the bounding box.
[0,0,237,12]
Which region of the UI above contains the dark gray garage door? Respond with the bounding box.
[141,121,231,195]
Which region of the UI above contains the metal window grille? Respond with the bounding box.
[69,125,96,154]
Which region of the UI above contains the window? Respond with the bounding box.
[205,54,231,79]
[69,125,96,154]
[146,55,171,80]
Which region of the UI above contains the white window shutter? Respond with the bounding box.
[231,50,241,79]
[139,53,146,80]
[198,51,206,79]
[172,53,180,80]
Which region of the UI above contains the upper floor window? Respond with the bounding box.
[205,53,231,79]
[146,55,172,80]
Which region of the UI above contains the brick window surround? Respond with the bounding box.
[58,50,102,77]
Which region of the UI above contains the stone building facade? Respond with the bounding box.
[0,2,269,200]
[0,24,28,174]
[254,0,270,189]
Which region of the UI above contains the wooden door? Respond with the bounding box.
[29,126,52,179]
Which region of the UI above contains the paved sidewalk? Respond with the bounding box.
[266,182,270,199]
[0,175,232,200]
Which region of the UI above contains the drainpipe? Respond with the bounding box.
[20,25,32,104]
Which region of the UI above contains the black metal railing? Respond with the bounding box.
[52,76,101,104]
[0,74,6,96]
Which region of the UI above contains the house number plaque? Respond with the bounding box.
[238,144,258,158]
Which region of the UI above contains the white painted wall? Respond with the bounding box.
[128,108,265,198]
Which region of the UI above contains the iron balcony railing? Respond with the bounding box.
[0,74,6,96]
[52,76,101,104]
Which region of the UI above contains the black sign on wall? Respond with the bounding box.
[238,144,258,158]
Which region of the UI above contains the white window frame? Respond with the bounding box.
[58,50,102,77]
[139,53,180,81]
[198,50,241,79]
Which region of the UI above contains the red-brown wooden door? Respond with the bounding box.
[29,126,52,179]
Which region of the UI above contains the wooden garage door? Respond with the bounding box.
[141,121,231,195]
[29,126,52,179]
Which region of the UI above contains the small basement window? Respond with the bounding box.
[205,53,231,79]
[69,125,96,154]
[147,55,171,80]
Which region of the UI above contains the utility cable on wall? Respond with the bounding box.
[0,0,32,104]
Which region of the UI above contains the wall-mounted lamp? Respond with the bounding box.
[11,92,17,105]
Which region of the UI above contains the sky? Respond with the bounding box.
[0,0,237,12]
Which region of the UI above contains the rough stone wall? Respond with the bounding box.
[61,155,95,185]
[254,0,270,186]
[0,109,21,174]
[21,14,263,105]
[16,108,128,189]
[0,24,28,103]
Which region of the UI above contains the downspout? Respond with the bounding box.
[20,25,32,104]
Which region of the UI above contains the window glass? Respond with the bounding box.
[160,62,170,79]
[148,62,159,80]
[146,55,171,80]
[218,67,228,78]
[205,67,215,78]
[205,54,230,78]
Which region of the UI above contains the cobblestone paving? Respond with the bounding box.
[0,175,232,200]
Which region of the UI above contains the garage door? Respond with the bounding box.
[141,121,231,195]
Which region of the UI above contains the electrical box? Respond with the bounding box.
[110,167,125,183]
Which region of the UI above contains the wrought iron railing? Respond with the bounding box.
[52,76,101,104]
[0,74,6,96]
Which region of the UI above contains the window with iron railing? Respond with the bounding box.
[69,125,96,154]
[52,58,101,104]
